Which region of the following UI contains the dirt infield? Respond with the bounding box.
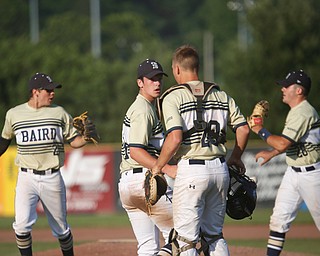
[1,224,318,256]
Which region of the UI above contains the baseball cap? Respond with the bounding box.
[276,70,311,92]
[28,72,62,91]
[137,59,168,79]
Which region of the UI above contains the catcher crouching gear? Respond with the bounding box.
[144,170,168,208]
[73,111,100,144]
[226,166,257,220]
[247,100,269,129]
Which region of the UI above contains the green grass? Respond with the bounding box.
[225,207,320,255]
[0,213,131,256]
[0,242,58,256]
[0,212,131,230]
[0,208,312,230]
[0,208,318,255]
[224,206,315,225]
[228,239,320,255]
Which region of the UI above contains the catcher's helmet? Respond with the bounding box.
[226,166,257,220]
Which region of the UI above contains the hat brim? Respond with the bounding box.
[144,70,168,79]
[43,83,62,89]
[276,79,292,87]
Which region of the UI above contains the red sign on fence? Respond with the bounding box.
[37,147,116,213]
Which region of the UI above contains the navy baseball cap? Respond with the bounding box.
[137,59,168,79]
[276,70,311,92]
[29,72,62,90]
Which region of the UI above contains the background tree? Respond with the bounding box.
[0,0,319,142]
[220,0,320,134]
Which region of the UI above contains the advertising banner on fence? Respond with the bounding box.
[0,145,117,216]
[0,147,18,217]
[37,147,116,214]
[241,149,287,203]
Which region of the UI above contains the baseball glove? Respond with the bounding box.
[247,100,269,129]
[144,170,168,207]
[73,111,100,144]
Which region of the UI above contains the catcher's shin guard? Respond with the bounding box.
[169,229,196,256]
[197,232,224,256]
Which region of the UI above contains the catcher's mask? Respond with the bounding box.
[226,166,257,220]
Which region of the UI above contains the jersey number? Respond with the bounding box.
[201,120,222,147]
[122,142,130,159]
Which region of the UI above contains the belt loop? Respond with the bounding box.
[292,166,301,172]
[292,165,316,172]
[188,158,225,165]
[189,159,205,165]
[219,157,225,164]
[121,168,145,178]
[133,168,143,174]
[306,166,316,172]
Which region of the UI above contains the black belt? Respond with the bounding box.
[21,167,60,175]
[133,168,143,173]
[121,168,143,178]
[189,157,225,165]
[292,165,315,172]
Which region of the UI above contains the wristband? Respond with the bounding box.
[258,128,271,141]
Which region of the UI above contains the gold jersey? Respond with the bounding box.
[161,81,247,161]
[1,103,78,170]
[120,94,164,173]
[282,100,320,166]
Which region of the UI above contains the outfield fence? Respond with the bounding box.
[0,143,294,217]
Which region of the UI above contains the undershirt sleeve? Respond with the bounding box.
[0,137,12,156]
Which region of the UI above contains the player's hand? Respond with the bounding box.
[227,158,246,175]
[255,150,278,166]
[162,164,177,179]
[151,166,162,175]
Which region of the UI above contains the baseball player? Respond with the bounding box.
[119,59,176,256]
[152,45,250,256]
[250,70,320,256]
[0,73,91,256]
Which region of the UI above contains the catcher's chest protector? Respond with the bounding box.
[160,82,226,145]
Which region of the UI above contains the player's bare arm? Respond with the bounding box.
[227,124,250,173]
[255,149,281,166]
[252,125,292,153]
[130,147,157,169]
[252,125,292,166]
[264,134,292,152]
[254,134,291,166]
[152,129,182,174]
[69,135,88,148]
[129,147,177,178]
